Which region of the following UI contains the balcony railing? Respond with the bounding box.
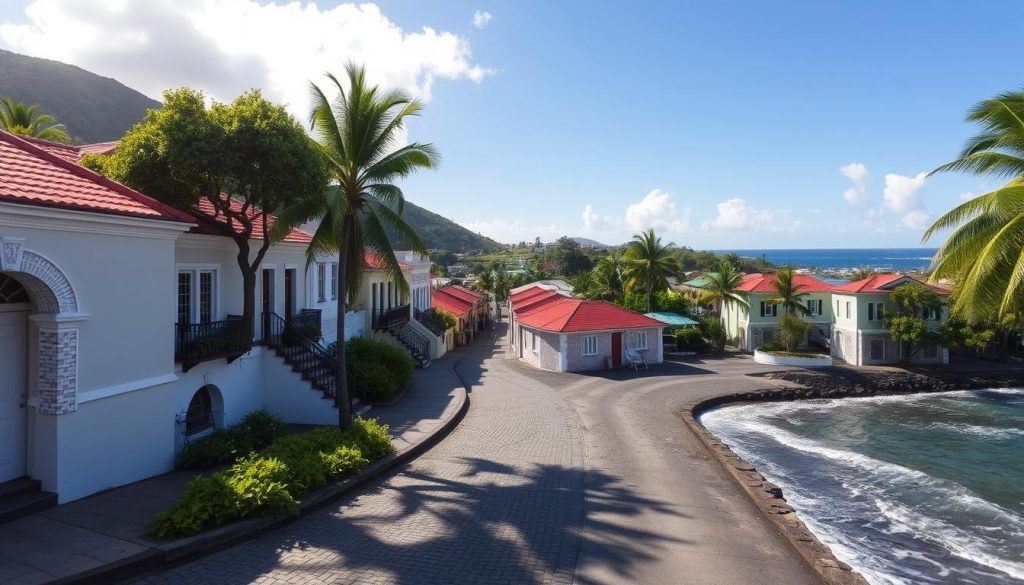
[414,308,447,337]
[175,317,252,371]
[373,304,410,330]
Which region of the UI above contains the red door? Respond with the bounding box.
[611,332,622,367]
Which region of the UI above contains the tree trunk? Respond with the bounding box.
[335,249,351,428]
[236,241,256,339]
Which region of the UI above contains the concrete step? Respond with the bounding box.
[0,479,57,524]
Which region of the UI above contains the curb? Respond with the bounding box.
[64,386,470,585]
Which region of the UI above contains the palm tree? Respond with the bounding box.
[925,89,1024,322]
[623,229,681,312]
[849,267,877,282]
[592,251,626,301]
[473,270,494,294]
[0,98,72,142]
[702,260,747,315]
[765,268,810,316]
[277,63,438,427]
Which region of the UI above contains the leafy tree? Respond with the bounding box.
[429,249,458,267]
[884,283,947,363]
[473,270,494,294]
[698,317,727,353]
[276,64,437,427]
[653,290,690,315]
[84,88,326,334]
[925,89,1024,322]
[574,251,625,301]
[623,229,681,313]
[493,270,510,301]
[545,236,593,277]
[702,260,747,315]
[0,97,72,142]
[765,268,810,316]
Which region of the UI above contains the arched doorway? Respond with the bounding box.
[0,274,30,482]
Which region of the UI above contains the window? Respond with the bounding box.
[330,263,338,300]
[582,335,598,356]
[316,264,326,302]
[923,307,941,321]
[759,301,778,317]
[868,302,885,322]
[762,329,775,344]
[532,333,538,354]
[177,268,216,324]
[845,301,851,319]
[635,331,648,350]
[177,272,192,325]
[924,344,938,358]
[185,386,214,436]
[870,339,885,361]
[806,299,822,316]
[836,299,840,316]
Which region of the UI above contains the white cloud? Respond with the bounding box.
[901,209,930,230]
[882,172,927,213]
[840,162,869,205]
[623,189,691,235]
[0,0,494,119]
[700,198,799,232]
[472,10,492,29]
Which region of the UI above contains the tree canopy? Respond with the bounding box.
[0,97,72,142]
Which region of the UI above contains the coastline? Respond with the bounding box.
[681,365,1024,585]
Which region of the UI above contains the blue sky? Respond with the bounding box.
[2,1,1020,248]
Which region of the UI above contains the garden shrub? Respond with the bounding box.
[346,338,413,402]
[759,341,785,352]
[155,418,388,537]
[698,317,727,353]
[777,314,811,352]
[675,327,705,352]
[177,410,286,470]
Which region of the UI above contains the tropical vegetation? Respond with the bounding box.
[623,229,681,313]
[83,88,327,335]
[698,260,747,315]
[925,89,1024,324]
[276,63,438,428]
[0,97,72,142]
[765,268,809,316]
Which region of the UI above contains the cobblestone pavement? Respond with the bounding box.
[134,325,591,585]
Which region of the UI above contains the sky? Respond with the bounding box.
[1,0,1020,249]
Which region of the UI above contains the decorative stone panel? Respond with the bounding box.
[1,237,24,270]
[0,237,79,313]
[37,328,78,414]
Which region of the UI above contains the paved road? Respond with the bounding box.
[135,324,820,585]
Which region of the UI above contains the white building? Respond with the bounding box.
[0,131,435,509]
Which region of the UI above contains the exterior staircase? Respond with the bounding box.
[265,312,364,405]
[389,321,432,368]
[0,477,57,524]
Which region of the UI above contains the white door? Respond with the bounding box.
[0,310,28,483]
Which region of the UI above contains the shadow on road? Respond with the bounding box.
[141,457,686,584]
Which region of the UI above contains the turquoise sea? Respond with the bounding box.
[714,248,939,271]
[701,389,1024,585]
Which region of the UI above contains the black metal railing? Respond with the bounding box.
[414,308,446,337]
[175,317,252,368]
[393,320,431,365]
[265,312,336,399]
[373,304,411,329]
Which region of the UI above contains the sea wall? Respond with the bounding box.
[685,366,1024,585]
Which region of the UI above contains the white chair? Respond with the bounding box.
[625,347,648,370]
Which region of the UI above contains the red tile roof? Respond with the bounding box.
[433,287,476,315]
[192,196,312,243]
[0,131,193,222]
[363,251,411,270]
[516,299,665,333]
[509,286,555,309]
[833,273,948,295]
[736,273,835,293]
[442,285,484,303]
[512,290,563,314]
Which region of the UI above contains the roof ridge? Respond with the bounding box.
[0,130,194,223]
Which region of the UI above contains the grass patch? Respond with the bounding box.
[153,417,393,538]
[758,349,830,359]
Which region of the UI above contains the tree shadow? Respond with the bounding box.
[137,458,688,585]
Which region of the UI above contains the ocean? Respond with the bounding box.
[713,248,939,271]
[700,389,1024,585]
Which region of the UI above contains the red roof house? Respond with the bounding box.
[736,273,835,293]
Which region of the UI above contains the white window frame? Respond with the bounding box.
[316,263,326,303]
[176,263,220,324]
[760,301,778,317]
[635,331,648,350]
[581,334,598,356]
[532,333,538,355]
[330,263,338,300]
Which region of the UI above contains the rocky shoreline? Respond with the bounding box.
[683,366,1024,585]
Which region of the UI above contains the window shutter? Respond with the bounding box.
[868,303,874,321]
[760,301,765,317]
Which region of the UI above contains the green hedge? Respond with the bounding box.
[346,338,414,403]
[153,417,392,538]
[178,410,286,470]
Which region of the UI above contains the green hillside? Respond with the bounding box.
[387,200,502,253]
[0,49,160,142]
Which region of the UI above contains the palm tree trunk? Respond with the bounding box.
[335,249,351,428]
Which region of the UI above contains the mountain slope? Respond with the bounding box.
[0,49,160,142]
[387,201,502,253]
